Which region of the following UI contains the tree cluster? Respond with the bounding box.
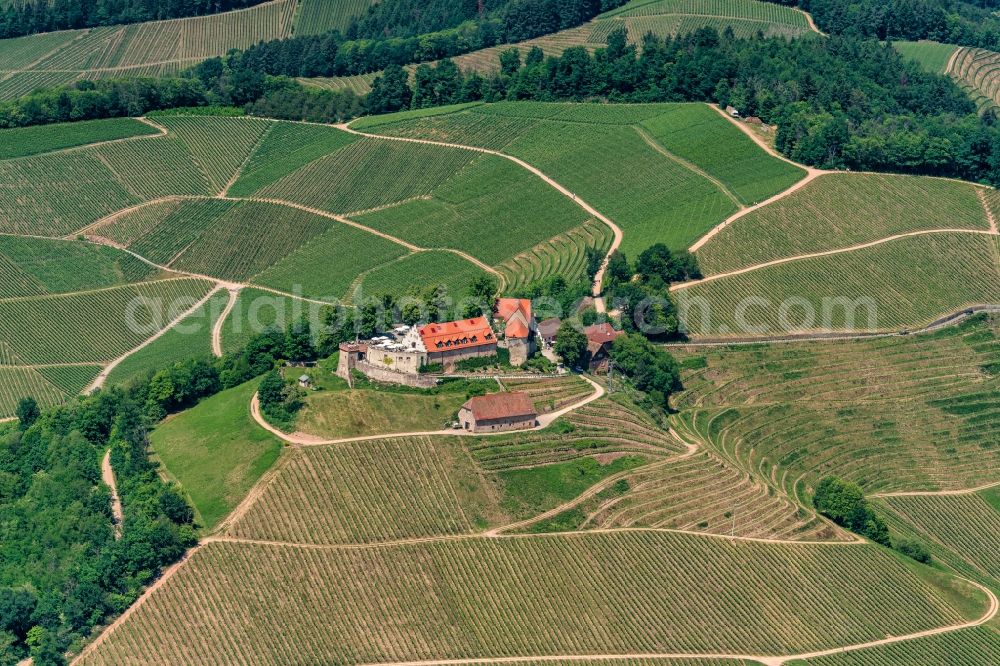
[609,333,683,409]
[0,391,196,664]
[812,476,891,545]
[1,0,268,39]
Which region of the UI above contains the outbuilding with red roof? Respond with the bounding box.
[458,391,538,433]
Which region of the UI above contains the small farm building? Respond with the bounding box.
[459,392,537,433]
[584,323,624,373]
[537,318,561,346]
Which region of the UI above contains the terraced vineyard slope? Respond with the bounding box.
[944,46,1000,114]
[670,315,1000,499]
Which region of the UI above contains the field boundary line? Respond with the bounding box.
[219,122,275,197]
[0,275,192,304]
[633,124,744,209]
[86,283,224,392]
[664,304,1000,346]
[240,196,507,289]
[0,28,91,81]
[674,228,999,291]
[337,122,623,313]
[490,438,698,536]
[212,286,241,357]
[0,117,168,162]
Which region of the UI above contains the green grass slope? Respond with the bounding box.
[893,40,959,74]
[149,379,282,531]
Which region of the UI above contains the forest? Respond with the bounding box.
[768,0,1000,49]
[0,0,267,39]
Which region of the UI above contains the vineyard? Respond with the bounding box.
[104,289,232,388]
[216,287,312,354]
[253,220,408,302]
[469,395,684,472]
[945,46,1000,114]
[292,0,377,36]
[434,0,814,78]
[0,118,159,159]
[357,102,803,254]
[670,314,1000,497]
[0,236,159,299]
[76,532,981,664]
[0,277,215,364]
[694,173,992,275]
[154,115,272,193]
[226,122,359,197]
[227,435,508,544]
[498,220,615,291]
[878,492,1000,583]
[358,250,489,301]
[538,449,844,541]
[0,0,297,101]
[679,233,1000,335]
[0,364,100,417]
[355,154,587,266]
[794,627,1000,665]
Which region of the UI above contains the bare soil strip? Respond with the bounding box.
[871,480,1000,499]
[674,228,999,291]
[101,449,123,539]
[211,286,240,357]
[978,188,999,234]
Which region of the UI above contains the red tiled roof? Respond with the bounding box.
[584,323,623,346]
[462,391,536,421]
[419,317,495,351]
[495,298,533,339]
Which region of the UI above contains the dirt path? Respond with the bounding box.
[102,449,123,539]
[689,105,825,253]
[871,480,1000,499]
[945,46,964,75]
[799,7,824,35]
[338,123,623,313]
[674,228,998,291]
[978,188,998,234]
[249,374,606,447]
[211,286,240,357]
[633,125,744,209]
[86,284,224,392]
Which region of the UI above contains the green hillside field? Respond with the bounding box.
[354,101,805,255]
